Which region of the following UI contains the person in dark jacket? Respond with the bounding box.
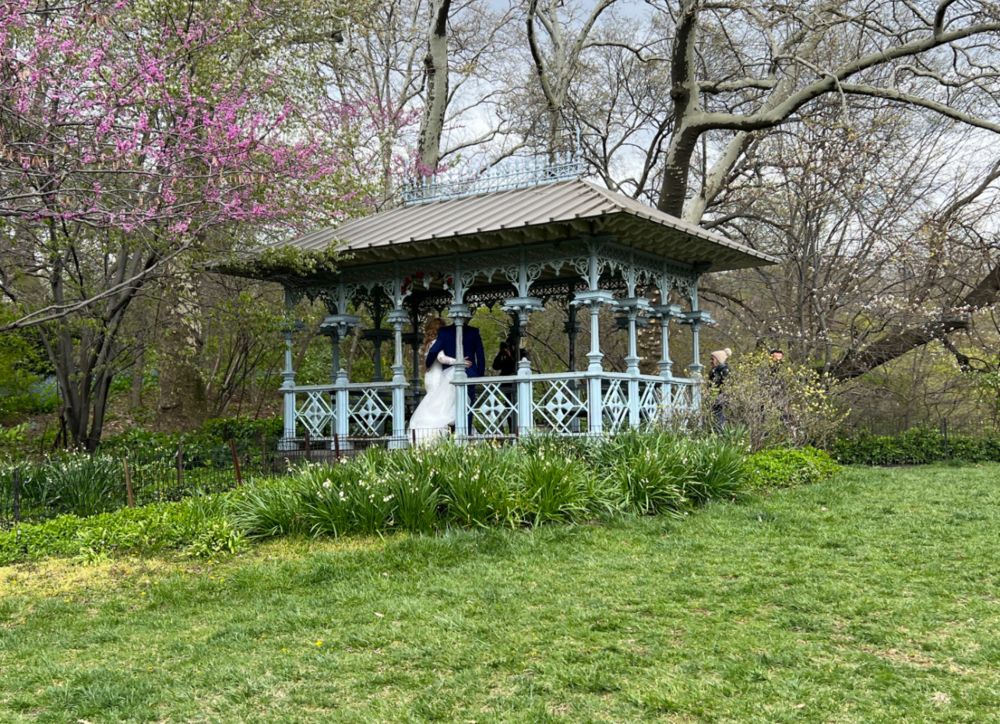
[491,337,528,434]
[425,323,486,378]
[708,347,731,429]
[708,348,731,386]
[423,322,486,431]
[492,339,518,377]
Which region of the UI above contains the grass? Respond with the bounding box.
[1,464,998,722]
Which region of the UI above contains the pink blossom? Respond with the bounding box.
[1,0,378,243]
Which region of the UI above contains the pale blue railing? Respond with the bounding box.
[285,373,699,445]
[290,380,401,443]
[456,373,698,437]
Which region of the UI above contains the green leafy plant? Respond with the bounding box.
[7,430,759,562]
[224,430,753,543]
[512,450,599,526]
[746,447,840,489]
[0,423,29,461]
[438,443,517,528]
[344,452,397,534]
[0,495,239,565]
[830,428,1000,466]
[228,478,310,539]
[298,462,356,537]
[45,455,124,517]
[596,429,689,515]
[684,438,751,503]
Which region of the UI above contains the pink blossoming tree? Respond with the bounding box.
[0,0,369,449]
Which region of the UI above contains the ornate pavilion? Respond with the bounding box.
[227,160,777,449]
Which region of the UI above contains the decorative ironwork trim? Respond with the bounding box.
[401,154,586,206]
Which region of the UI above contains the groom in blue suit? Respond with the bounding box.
[425,323,486,379]
[425,322,486,430]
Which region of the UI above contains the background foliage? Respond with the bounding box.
[3,0,1000,450]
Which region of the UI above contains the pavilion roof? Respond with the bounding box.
[262,178,778,274]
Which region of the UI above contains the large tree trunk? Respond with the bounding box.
[417,0,452,172]
[657,0,701,219]
[157,266,207,426]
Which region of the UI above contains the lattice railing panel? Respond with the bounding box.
[602,379,628,433]
[296,391,334,439]
[535,379,587,435]
[349,388,392,436]
[668,381,696,413]
[471,382,515,436]
[639,381,662,423]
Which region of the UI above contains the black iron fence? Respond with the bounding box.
[0,436,288,529]
[844,415,1000,439]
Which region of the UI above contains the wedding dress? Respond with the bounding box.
[408,350,458,444]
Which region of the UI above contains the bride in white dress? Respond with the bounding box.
[408,318,465,444]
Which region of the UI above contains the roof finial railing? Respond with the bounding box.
[401,148,586,206]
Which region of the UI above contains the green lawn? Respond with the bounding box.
[1,464,998,722]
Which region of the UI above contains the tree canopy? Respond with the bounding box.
[3,0,1000,443]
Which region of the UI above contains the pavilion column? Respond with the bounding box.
[573,248,614,435]
[564,303,581,433]
[565,304,579,372]
[388,311,409,448]
[652,302,683,419]
[449,263,472,440]
[689,286,703,378]
[363,295,389,382]
[324,330,340,384]
[504,255,543,436]
[321,285,360,444]
[683,280,713,412]
[618,297,650,428]
[449,302,470,438]
[407,306,423,396]
[279,288,299,451]
[503,304,542,436]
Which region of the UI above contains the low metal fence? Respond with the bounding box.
[844,416,1000,439]
[0,437,289,529]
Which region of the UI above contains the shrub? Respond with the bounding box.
[0,453,128,520]
[386,448,444,534]
[684,438,751,502]
[446,445,514,527]
[45,455,124,517]
[517,433,598,464]
[0,495,240,565]
[8,430,758,562]
[596,430,750,512]
[415,442,517,529]
[99,416,282,468]
[199,416,283,446]
[298,462,357,537]
[746,447,840,489]
[0,423,29,462]
[345,451,397,533]
[702,350,844,451]
[596,429,689,515]
[512,449,603,526]
[228,478,310,539]
[230,452,400,540]
[830,428,1000,466]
